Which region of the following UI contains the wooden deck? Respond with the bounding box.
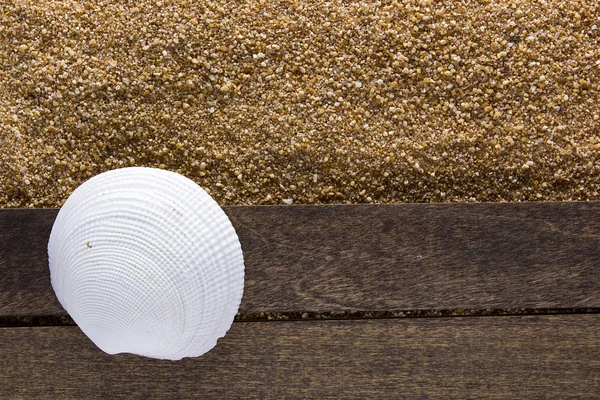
[1,202,599,398]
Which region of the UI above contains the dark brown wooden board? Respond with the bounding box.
[1,202,600,318]
[0,315,598,399]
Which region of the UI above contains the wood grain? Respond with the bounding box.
[0,315,598,399]
[0,208,60,315]
[1,202,599,318]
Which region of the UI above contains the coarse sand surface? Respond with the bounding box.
[1,0,599,207]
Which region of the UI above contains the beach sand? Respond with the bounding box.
[1,0,599,207]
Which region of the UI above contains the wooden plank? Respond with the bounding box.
[0,315,598,398]
[0,209,60,315]
[1,202,600,318]
[230,202,600,312]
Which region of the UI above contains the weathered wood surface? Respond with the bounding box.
[1,202,600,318]
[0,315,598,399]
[1,204,598,398]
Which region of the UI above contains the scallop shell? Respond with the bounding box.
[47,167,245,360]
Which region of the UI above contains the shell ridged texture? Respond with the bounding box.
[48,167,245,360]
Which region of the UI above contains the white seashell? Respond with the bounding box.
[47,167,244,360]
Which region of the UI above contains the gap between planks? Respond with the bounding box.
[1,307,599,327]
